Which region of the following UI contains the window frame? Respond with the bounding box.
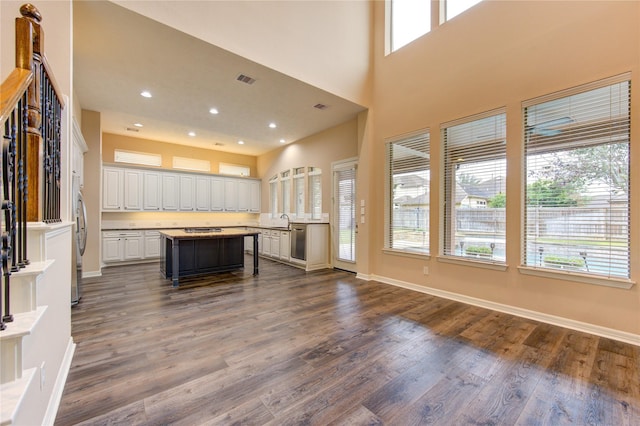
[519,74,633,289]
[440,109,507,269]
[384,129,431,257]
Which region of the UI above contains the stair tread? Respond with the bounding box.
[12,259,55,278]
[0,367,37,426]
[0,306,47,340]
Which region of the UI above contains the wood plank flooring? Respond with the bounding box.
[55,257,640,425]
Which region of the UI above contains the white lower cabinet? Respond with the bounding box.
[102,230,161,264]
[256,224,328,271]
[279,231,290,261]
[144,230,161,258]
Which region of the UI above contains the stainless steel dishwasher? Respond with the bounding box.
[290,224,307,261]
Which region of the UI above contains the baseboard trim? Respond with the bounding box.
[82,270,102,279]
[43,337,75,426]
[360,273,640,347]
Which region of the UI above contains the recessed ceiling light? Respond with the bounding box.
[209,108,219,115]
[133,123,143,127]
[269,123,277,129]
[140,91,152,98]
[279,139,286,144]
[188,131,196,137]
[238,140,245,145]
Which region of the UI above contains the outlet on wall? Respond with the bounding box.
[423,266,429,275]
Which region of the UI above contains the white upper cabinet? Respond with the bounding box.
[224,179,238,212]
[195,176,211,211]
[162,173,179,211]
[102,165,261,214]
[123,169,143,210]
[237,180,250,212]
[102,167,123,210]
[143,171,161,211]
[210,176,225,211]
[249,180,261,213]
[179,174,195,211]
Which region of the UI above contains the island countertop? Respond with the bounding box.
[160,227,260,239]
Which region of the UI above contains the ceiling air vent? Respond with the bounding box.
[126,127,140,132]
[313,103,329,110]
[214,142,224,146]
[236,74,256,85]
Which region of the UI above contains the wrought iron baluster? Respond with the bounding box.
[2,119,15,325]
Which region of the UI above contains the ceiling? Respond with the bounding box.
[73,1,366,157]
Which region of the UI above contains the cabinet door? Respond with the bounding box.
[102,167,122,210]
[237,180,250,212]
[102,237,122,262]
[143,171,161,211]
[123,170,143,210]
[123,236,143,260]
[179,175,195,211]
[195,176,211,211]
[162,173,179,210]
[262,232,271,256]
[224,179,238,212]
[210,177,225,211]
[270,232,280,258]
[280,231,290,261]
[144,235,161,258]
[249,180,261,213]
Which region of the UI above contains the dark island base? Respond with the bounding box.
[161,237,245,284]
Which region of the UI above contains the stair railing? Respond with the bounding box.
[0,3,64,330]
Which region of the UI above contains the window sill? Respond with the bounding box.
[518,266,635,289]
[382,248,430,260]
[437,255,508,271]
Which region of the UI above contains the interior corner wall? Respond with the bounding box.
[369,0,640,336]
[257,118,359,218]
[111,0,372,106]
[81,110,103,276]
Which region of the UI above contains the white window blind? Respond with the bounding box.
[335,166,356,262]
[385,131,430,254]
[269,175,278,218]
[442,111,506,262]
[293,168,305,217]
[309,168,322,220]
[523,77,630,279]
[281,170,291,215]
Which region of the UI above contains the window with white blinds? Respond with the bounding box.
[309,168,322,220]
[385,131,430,254]
[335,166,356,262]
[269,175,278,218]
[523,77,630,280]
[293,168,305,218]
[442,111,506,262]
[281,170,291,215]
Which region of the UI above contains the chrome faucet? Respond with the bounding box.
[280,213,290,229]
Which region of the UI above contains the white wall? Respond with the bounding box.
[367,0,640,338]
[111,0,372,106]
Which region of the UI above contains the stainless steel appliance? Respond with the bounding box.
[291,224,307,261]
[71,178,87,305]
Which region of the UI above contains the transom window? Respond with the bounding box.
[388,0,483,53]
[523,77,631,280]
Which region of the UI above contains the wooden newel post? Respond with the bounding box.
[16,3,43,222]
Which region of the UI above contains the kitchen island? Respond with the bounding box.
[160,228,259,287]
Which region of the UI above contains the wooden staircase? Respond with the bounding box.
[0,4,74,425]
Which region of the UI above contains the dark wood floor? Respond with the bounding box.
[55,256,640,425]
